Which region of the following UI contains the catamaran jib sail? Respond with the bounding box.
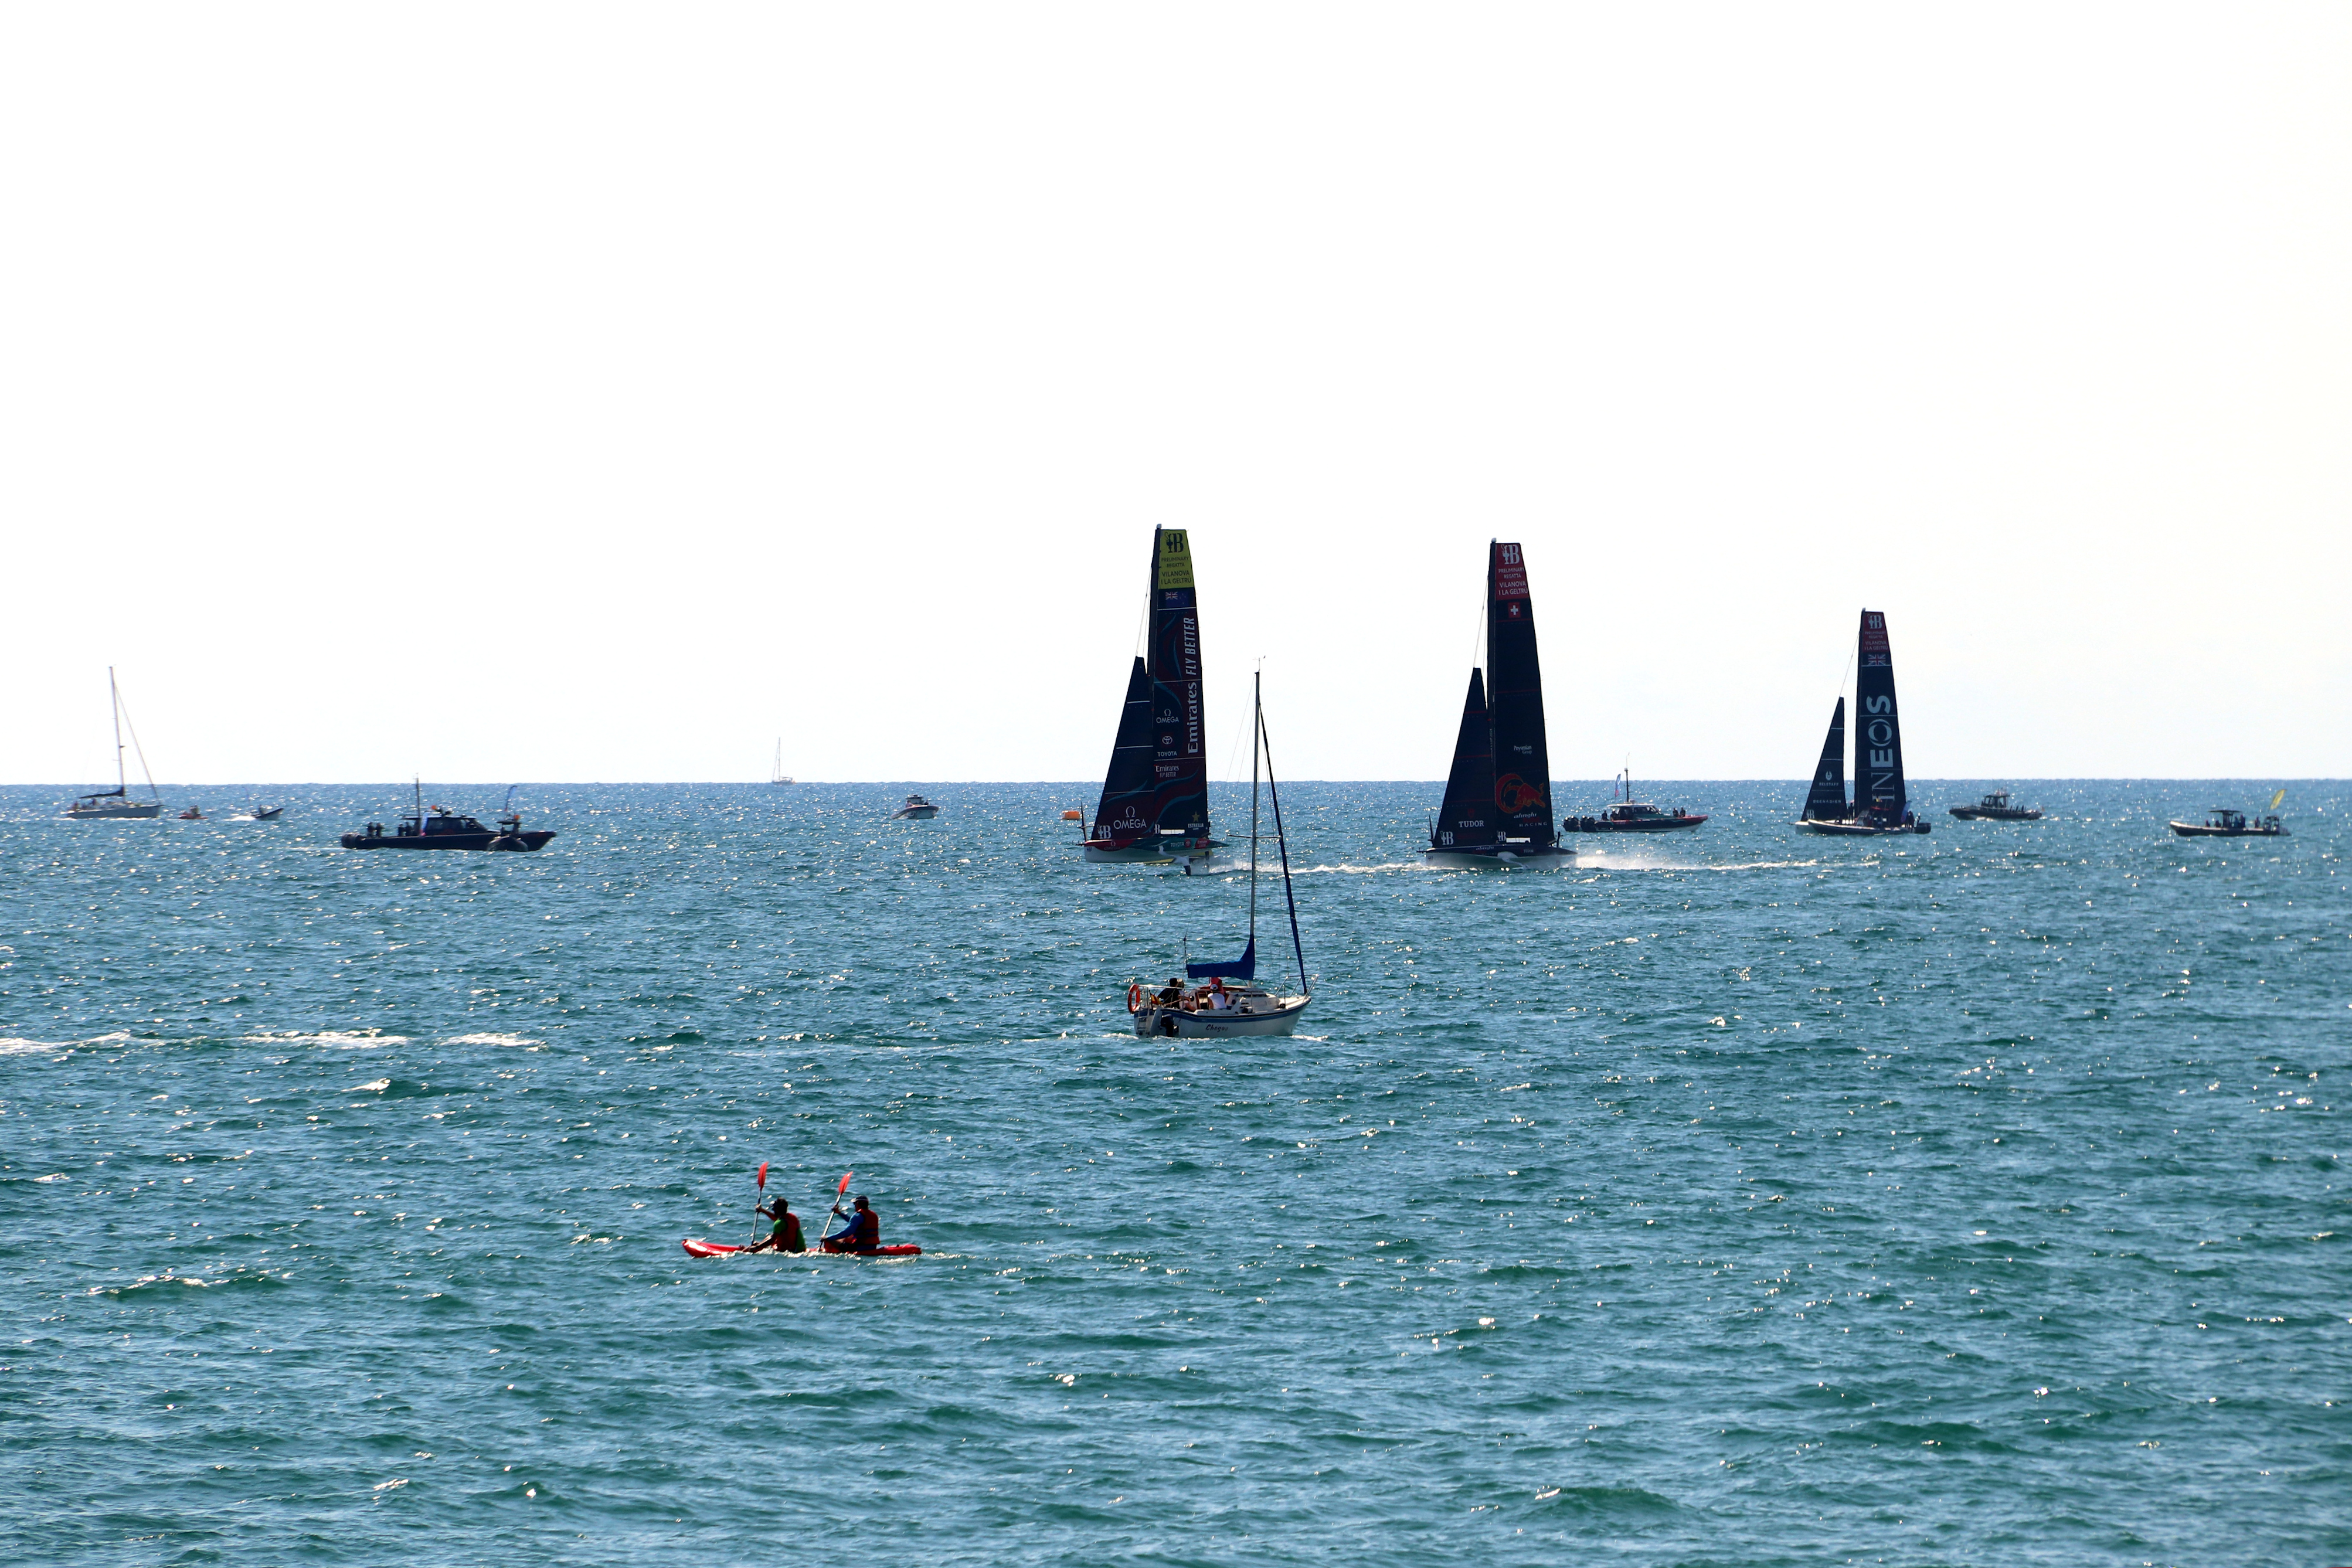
[1090,658,1159,844]
[1088,529,1209,855]
[1802,696,1850,821]
[1854,610,1907,823]
[1430,669,1498,851]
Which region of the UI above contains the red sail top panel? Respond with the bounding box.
[1493,542,1530,601]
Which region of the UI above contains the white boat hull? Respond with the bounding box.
[892,806,939,820]
[64,803,161,819]
[1132,992,1310,1038]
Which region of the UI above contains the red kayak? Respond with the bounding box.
[680,1237,919,1259]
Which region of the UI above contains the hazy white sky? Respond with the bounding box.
[5,5,2346,786]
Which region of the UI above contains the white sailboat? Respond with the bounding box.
[1127,672,1311,1039]
[770,739,794,785]
[64,668,162,819]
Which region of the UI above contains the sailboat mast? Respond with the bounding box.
[1247,670,1261,941]
[108,666,127,794]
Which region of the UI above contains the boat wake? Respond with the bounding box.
[243,1029,413,1049]
[0,1030,135,1056]
[1576,853,1823,873]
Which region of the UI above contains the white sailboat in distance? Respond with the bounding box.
[64,668,162,819]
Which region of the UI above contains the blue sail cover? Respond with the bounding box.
[1186,937,1256,981]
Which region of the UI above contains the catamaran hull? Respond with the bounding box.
[64,804,161,819]
[1132,996,1310,1038]
[1420,847,1578,869]
[1084,838,1215,864]
[1796,819,1929,836]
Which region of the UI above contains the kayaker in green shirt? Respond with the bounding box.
[750,1198,804,1253]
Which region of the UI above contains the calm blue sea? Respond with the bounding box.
[2,780,2345,1566]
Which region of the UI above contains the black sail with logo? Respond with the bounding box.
[1853,609,1907,822]
[1090,657,1159,844]
[1144,527,1209,839]
[1802,697,1850,821]
[1430,669,1498,851]
[1484,540,1554,848]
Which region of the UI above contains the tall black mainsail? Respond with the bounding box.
[1802,697,1850,821]
[1853,610,1906,823]
[1426,541,1565,862]
[1144,528,1208,841]
[1430,669,1498,852]
[1484,541,1556,850]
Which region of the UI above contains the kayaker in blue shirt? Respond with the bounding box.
[833,1195,881,1251]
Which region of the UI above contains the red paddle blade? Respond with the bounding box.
[756,1162,769,1190]
[837,1170,854,1194]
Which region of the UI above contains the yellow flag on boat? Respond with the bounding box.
[2270,788,2286,811]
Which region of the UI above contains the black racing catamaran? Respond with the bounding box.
[1083,529,1215,863]
[1425,541,1571,866]
[1797,610,1930,836]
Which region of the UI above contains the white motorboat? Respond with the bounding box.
[891,795,939,821]
[63,668,163,819]
[1127,672,1311,1040]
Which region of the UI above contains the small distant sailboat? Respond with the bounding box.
[891,795,939,821]
[1425,542,1572,866]
[1083,528,1216,863]
[1127,672,1310,1038]
[1797,610,1930,836]
[770,740,794,785]
[63,668,162,820]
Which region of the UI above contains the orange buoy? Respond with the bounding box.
[1062,809,1085,821]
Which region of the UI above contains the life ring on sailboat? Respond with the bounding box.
[1126,982,1144,1013]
